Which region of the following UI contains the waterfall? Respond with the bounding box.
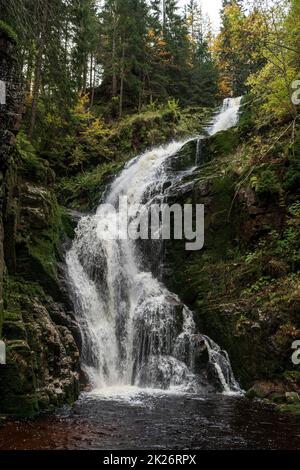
[66,97,242,393]
[208,97,242,135]
[195,137,202,165]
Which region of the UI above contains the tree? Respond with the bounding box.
[213,0,264,96]
[246,0,300,121]
[184,0,218,105]
[99,0,149,116]
[71,0,99,94]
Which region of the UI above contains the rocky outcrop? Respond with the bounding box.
[0,168,81,416]
[0,26,22,330]
[0,25,80,417]
[162,126,300,401]
[0,296,79,416]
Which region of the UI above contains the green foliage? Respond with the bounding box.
[56,103,210,210]
[0,20,18,43]
[58,161,124,210]
[250,169,281,196]
[247,63,299,122]
[238,96,255,135]
[278,403,300,417]
[283,132,300,191]
[242,276,272,296]
[245,1,300,122]
[273,228,300,267]
[3,277,44,311]
[213,2,264,96]
[245,249,262,265]
[98,0,218,113]
[288,202,300,217]
[15,131,50,182]
[165,98,180,114]
[243,218,300,277]
[36,94,112,175]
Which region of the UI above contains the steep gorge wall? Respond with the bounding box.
[0,27,80,417]
[163,126,300,401]
[0,27,22,330]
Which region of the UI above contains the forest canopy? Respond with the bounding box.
[0,0,299,164]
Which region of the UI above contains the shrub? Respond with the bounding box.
[250,169,281,195]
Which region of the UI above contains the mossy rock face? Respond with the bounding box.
[55,106,212,212]
[201,128,239,161]
[168,140,198,171]
[0,282,80,417]
[0,394,39,417]
[57,161,124,211]
[15,131,54,184]
[0,340,35,396]
[13,180,67,300]
[162,115,300,390]
[2,317,27,340]
[0,39,80,417]
[278,403,300,417]
[0,157,80,417]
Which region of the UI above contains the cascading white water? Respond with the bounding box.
[66,97,242,393]
[208,97,242,135]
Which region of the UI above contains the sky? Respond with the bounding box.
[179,0,223,32]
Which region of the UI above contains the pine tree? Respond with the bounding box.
[71,0,99,93]
[99,0,149,115]
[185,0,218,105]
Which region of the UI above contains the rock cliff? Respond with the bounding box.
[0,25,80,417]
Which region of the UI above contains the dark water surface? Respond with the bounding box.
[0,390,300,450]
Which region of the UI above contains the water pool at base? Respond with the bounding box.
[0,391,300,450]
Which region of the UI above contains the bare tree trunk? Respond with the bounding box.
[112,30,117,96]
[28,5,48,140]
[90,54,94,89]
[162,0,166,35]
[25,44,34,95]
[119,43,125,118]
[83,57,87,93]
[64,17,69,73]
[90,61,96,108]
[138,74,145,112]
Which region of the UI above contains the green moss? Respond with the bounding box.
[0,394,39,417]
[278,403,300,417]
[15,131,50,182]
[6,339,31,355]
[283,371,300,382]
[0,20,18,43]
[16,190,67,296]
[55,104,212,211]
[4,277,44,308]
[2,318,27,341]
[271,394,286,404]
[162,116,300,388]
[203,128,239,159]
[27,232,59,283]
[57,161,124,210]
[0,338,35,398]
[1,276,79,417]
[59,207,76,239]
